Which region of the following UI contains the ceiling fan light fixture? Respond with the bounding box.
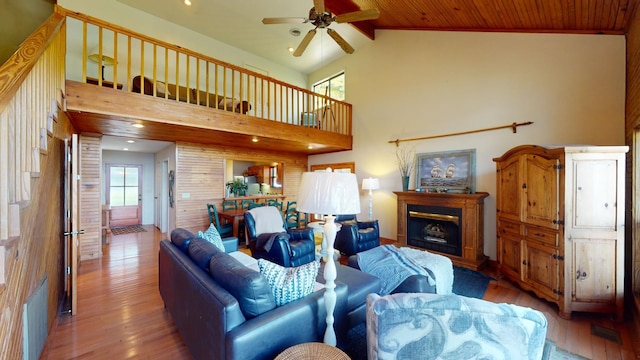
[263,1,380,56]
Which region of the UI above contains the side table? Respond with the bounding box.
[307,221,341,261]
[275,342,349,360]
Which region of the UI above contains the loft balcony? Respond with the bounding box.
[61,8,352,155]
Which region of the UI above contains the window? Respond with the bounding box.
[313,72,345,101]
[109,166,140,206]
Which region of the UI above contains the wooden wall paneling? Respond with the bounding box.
[626,1,640,302]
[174,141,307,234]
[79,135,102,260]
[0,13,72,357]
[626,11,640,355]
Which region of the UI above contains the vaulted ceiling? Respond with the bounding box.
[116,0,639,74]
[99,0,639,152]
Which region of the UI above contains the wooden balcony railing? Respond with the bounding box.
[60,8,352,136]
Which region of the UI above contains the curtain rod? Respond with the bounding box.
[388,121,533,146]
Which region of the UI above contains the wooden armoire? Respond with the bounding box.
[493,145,627,320]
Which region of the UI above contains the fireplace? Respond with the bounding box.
[395,191,489,270]
[407,205,462,256]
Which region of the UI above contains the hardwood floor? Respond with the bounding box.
[43,226,638,359]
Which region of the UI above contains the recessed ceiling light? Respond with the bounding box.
[132,123,144,128]
[184,0,191,6]
[123,148,129,151]
[252,137,259,143]
[288,47,294,52]
[308,145,313,149]
[289,28,301,37]
[127,140,135,143]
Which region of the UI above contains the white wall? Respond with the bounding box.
[102,150,156,225]
[309,30,626,260]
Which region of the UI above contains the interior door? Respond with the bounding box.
[63,134,80,315]
[106,164,142,226]
[154,160,168,233]
[155,161,161,229]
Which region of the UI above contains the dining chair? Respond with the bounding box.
[284,201,300,229]
[206,203,233,237]
[248,202,264,209]
[241,199,256,209]
[222,200,237,211]
[266,199,283,211]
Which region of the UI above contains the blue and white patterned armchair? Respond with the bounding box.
[366,292,548,360]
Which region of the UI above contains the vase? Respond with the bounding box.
[402,176,410,192]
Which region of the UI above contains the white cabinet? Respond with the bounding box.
[494,145,627,320]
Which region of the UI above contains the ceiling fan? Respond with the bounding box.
[262,0,380,57]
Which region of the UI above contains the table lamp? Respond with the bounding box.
[361,177,379,220]
[297,170,360,346]
[88,44,116,81]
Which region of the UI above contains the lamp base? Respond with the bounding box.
[323,214,337,346]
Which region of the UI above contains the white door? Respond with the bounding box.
[155,160,168,233]
[106,164,142,226]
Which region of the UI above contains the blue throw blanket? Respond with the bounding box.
[357,245,433,294]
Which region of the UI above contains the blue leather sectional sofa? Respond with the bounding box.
[158,228,380,360]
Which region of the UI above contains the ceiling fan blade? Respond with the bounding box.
[293,29,317,57]
[327,28,354,54]
[313,0,325,14]
[334,8,380,23]
[262,17,307,24]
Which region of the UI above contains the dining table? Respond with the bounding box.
[217,208,248,243]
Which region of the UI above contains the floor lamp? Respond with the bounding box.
[88,45,116,81]
[297,170,360,346]
[361,177,379,220]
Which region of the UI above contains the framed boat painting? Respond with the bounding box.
[416,149,476,193]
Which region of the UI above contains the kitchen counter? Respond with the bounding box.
[223,194,285,202]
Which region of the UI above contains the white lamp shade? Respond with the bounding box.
[297,171,360,215]
[362,177,380,191]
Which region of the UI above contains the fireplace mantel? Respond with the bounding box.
[394,191,489,270]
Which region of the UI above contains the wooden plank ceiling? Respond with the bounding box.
[328,0,639,39]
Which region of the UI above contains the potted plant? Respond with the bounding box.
[226,179,248,197]
[396,146,415,192]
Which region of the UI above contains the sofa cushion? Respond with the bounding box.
[188,236,221,271]
[198,223,225,252]
[209,251,276,319]
[367,292,548,360]
[171,228,196,253]
[258,259,320,306]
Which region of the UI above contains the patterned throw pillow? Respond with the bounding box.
[258,259,320,306]
[198,223,225,252]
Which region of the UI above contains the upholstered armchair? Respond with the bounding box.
[366,292,548,360]
[334,214,380,256]
[244,206,316,267]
